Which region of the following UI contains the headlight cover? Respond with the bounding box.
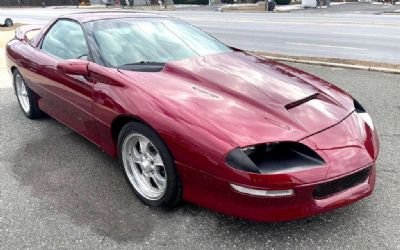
[354,98,374,129]
[226,142,325,174]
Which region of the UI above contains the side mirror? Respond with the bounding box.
[57,59,89,76]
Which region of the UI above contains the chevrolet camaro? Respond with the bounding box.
[6,12,379,221]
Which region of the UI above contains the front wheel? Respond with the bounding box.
[118,122,182,208]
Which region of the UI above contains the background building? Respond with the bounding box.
[0,0,151,6]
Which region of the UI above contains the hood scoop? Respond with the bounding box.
[285,93,319,110]
[286,92,345,111]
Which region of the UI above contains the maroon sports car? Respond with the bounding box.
[6,12,379,221]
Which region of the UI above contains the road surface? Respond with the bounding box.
[1,7,400,64]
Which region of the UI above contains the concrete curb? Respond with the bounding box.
[261,55,400,74]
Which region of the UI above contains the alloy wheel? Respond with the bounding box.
[121,133,167,200]
[15,74,30,114]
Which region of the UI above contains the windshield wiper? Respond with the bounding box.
[119,61,165,67]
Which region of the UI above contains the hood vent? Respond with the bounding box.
[285,93,319,110]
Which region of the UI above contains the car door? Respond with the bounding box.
[32,19,99,145]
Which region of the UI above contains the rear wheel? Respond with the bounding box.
[118,122,182,208]
[13,69,44,119]
[4,18,13,27]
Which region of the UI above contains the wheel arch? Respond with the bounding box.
[11,66,18,95]
[110,113,177,163]
[11,66,17,74]
[111,115,165,150]
[111,115,144,145]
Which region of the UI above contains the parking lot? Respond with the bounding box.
[0,63,399,249]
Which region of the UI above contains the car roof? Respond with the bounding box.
[60,11,168,23]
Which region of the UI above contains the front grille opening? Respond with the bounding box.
[313,166,371,199]
[247,142,325,174]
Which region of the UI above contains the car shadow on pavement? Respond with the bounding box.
[8,102,372,244]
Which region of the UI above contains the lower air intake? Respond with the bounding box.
[313,166,371,199]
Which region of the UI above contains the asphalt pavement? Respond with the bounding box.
[1,5,400,64]
[0,63,399,249]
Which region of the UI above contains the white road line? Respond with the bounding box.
[334,32,400,39]
[279,46,373,58]
[285,42,368,51]
[182,17,400,29]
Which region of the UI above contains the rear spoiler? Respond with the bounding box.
[15,25,43,42]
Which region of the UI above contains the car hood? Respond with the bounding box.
[120,51,355,147]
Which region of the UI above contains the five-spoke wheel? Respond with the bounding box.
[118,122,182,207]
[122,134,167,200]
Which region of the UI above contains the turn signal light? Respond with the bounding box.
[230,183,294,197]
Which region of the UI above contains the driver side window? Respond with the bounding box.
[41,20,89,60]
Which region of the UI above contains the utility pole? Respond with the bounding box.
[265,0,269,11]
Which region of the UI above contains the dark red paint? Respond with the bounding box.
[57,59,89,76]
[6,12,379,222]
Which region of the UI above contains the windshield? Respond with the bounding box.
[84,17,232,68]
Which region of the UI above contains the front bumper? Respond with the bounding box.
[178,112,379,222]
[179,163,375,222]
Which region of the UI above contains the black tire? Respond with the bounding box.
[118,121,182,208]
[4,18,13,27]
[13,69,44,119]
